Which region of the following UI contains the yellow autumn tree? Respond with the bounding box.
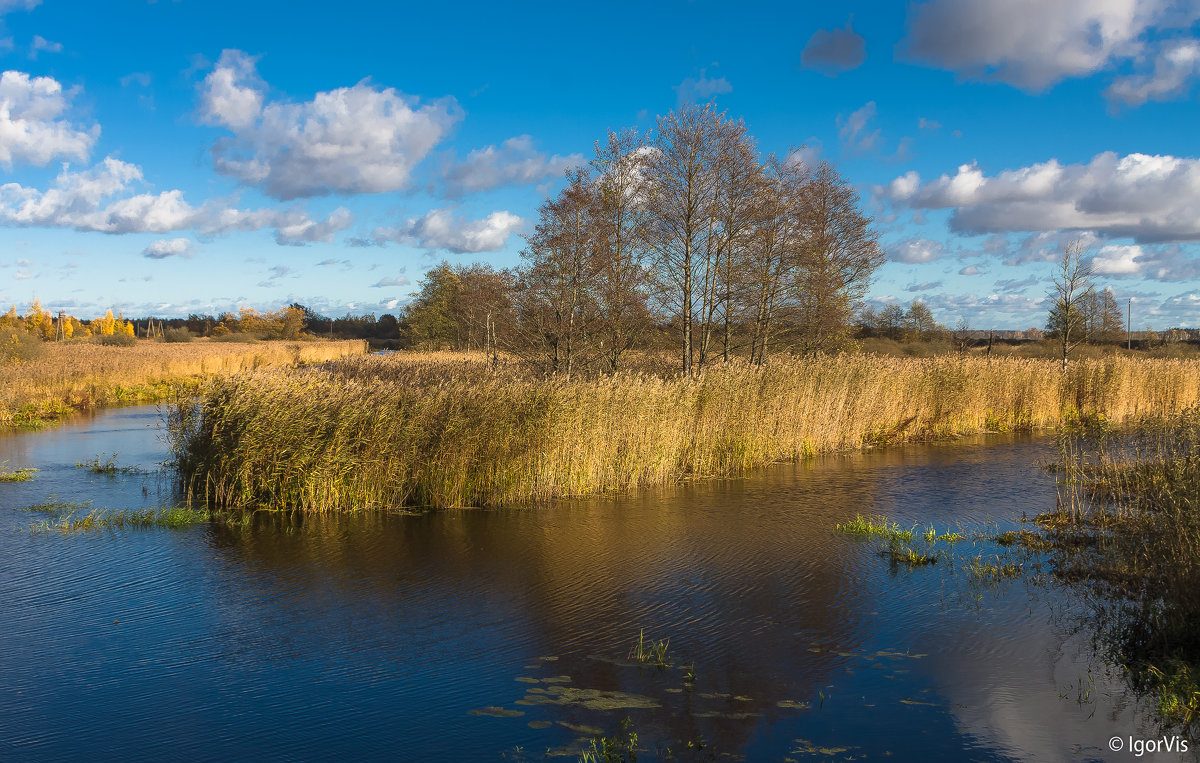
[0,305,16,328]
[25,299,55,340]
[101,309,116,336]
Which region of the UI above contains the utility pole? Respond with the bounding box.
[1127,298,1132,351]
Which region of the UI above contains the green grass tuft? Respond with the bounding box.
[0,461,37,482]
[880,539,938,566]
[627,629,672,669]
[836,514,914,542]
[76,452,145,475]
[579,717,639,763]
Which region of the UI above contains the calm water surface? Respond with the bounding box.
[0,406,1189,761]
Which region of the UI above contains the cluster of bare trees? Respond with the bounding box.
[859,299,947,342]
[406,104,885,375]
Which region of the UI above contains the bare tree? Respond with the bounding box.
[590,129,653,372]
[1080,286,1124,345]
[644,104,723,374]
[1046,239,1095,370]
[790,160,884,353]
[745,154,805,364]
[516,168,597,375]
[877,302,905,340]
[699,116,761,366]
[953,317,971,353]
[905,299,939,340]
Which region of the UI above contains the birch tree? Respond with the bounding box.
[1046,239,1094,369]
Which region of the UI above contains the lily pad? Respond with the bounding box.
[468,706,524,718]
[520,685,661,711]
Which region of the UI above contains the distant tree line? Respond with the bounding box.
[857,299,948,342]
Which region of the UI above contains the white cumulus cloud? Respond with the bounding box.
[197,49,463,200]
[1106,39,1200,106]
[889,237,945,263]
[197,50,263,130]
[272,206,353,246]
[354,208,523,253]
[878,151,1200,242]
[142,237,194,259]
[1093,243,1144,275]
[0,156,352,244]
[0,70,98,166]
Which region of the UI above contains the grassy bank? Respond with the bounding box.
[170,353,1200,511]
[0,339,367,430]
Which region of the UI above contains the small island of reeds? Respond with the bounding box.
[169,351,1200,511]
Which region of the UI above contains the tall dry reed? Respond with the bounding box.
[170,353,1200,511]
[1046,410,1200,729]
[0,339,366,429]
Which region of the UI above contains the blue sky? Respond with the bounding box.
[1,0,1199,329]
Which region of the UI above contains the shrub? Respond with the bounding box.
[163,328,193,343]
[1,326,44,363]
[93,332,136,347]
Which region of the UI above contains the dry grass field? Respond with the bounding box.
[0,339,367,429]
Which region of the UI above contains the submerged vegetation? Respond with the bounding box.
[27,504,212,533]
[1039,410,1200,731]
[0,338,365,430]
[965,558,1023,582]
[579,717,639,763]
[837,514,946,567]
[835,409,1200,731]
[171,352,1200,511]
[77,453,144,475]
[0,461,37,481]
[15,497,91,513]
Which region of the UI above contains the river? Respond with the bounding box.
[0,405,1188,761]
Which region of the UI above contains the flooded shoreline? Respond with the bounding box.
[0,406,1190,761]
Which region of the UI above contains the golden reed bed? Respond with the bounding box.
[0,339,367,429]
[171,352,1200,511]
